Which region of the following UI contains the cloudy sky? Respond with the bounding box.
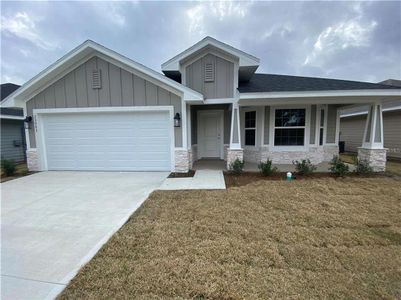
[1,1,400,85]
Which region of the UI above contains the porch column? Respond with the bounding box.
[227,102,243,169]
[357,102,386,172]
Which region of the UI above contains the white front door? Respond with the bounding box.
[198,110,223,158]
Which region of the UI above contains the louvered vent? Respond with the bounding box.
[204,62,214,82]
[92,69,102,89]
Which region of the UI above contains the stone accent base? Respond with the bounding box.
[357,148,387,172]
[259,145,339,164]
[26,148,39,171]
[175,149,190,173]
[226,148,244,169]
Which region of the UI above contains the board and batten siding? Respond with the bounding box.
[185,54,234,99]
[26,56,182,148]
[340,110,401,159]
[1,119,25,162]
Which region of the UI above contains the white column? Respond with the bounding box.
[358,102,386,172]
[227,101,243,168]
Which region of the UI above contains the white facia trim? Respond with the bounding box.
[203,98,236,104]
[0,114,24,120]
[240,89,401,100]
[32,106,175,172]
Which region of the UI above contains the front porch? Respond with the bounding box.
[177,98,391,173]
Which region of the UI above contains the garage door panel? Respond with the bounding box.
[42,111,172,171]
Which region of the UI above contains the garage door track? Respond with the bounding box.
[1,171,168,300]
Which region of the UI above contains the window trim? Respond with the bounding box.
[244,110,257,146]
[315,105,327,146]
[269,105,310,151]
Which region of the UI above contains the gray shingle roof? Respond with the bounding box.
[238,74,400,93]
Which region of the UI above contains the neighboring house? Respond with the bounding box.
[0,83,26,162]
[1,37,400,172]
[340,79,401,160]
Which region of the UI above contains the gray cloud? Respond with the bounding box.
[1,1,400,85]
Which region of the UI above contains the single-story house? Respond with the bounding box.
[1,83,26,162]
[1,37,400,172]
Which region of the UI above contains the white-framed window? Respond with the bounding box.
[319,107,325,146]
[244,111,256,146]
[274,108,306,146]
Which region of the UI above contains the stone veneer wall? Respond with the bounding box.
[26,149,39,171]
[226,149,244,169]
[357,148,387,172]
[256,145,339,164]
[174,149,190,173]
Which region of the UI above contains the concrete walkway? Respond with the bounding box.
[159,170,226,190]
[1,171,168,300]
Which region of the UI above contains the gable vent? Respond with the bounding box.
[204,62,215,82]
[92,69,102,89]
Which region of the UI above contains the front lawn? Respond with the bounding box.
[340,153,401,177]
[59,177,401,299]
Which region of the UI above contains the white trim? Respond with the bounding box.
[1,40,203,108]
[23,102,31,149]
[32,106,175,172]
[240,89,401,100]
[0,114,24,120]
[335,108,340,145]
[340,105,401,118]
[162,36,260,71]
[197,110,224,159]
[181,100,187,149]
[230,102,241,149]
[203,98,236,105]
[269,105,310,152]
[180,48,238,70]
[186,103,191,148]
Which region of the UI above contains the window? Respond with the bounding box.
[204,62,214,82]
[319,108,325,145]
[245,111,256,146]
[274,109,305,146]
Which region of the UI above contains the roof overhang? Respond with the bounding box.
[161,36,260,72]
[0,114,24,120]
[239,89,401,106]
[1,40,203,108]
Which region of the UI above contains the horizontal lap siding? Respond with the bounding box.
[26,56,182,148]
[1,119,25,162]
[340,111,401,159]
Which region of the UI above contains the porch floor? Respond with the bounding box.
[193,159,226,170]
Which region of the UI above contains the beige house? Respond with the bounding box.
[2,37,401,172]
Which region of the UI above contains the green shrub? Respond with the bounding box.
[229,158,244,175]
[329,156,349,177]
[1,159,17,177]
[354,157,373,174]
[258,159,278,176]
[293,159,317,175]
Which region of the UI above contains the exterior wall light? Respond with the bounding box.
[174,112,181,127]
[24,116,32,129]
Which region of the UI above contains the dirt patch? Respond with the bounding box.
[168,170,196,178]
[59,177,401,300]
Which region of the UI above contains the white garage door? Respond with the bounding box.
[41,111,172,171]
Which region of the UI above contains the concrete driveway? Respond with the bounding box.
[1,171,168,300]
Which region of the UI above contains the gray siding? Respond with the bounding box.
[326,105,338,143]
[26,56,182,148]
[340,111,401,159]
[264,106,270,144]
[310,105,316,144]
[190,104,231,145]
[1,119,25,162]
[185,54,234,99]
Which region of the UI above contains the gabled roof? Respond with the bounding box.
[238,73,401,93]
[1,40,203,108]
[1,83,20,100]
[161,36,260,72]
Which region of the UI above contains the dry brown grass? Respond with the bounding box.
[59,177,401,300]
